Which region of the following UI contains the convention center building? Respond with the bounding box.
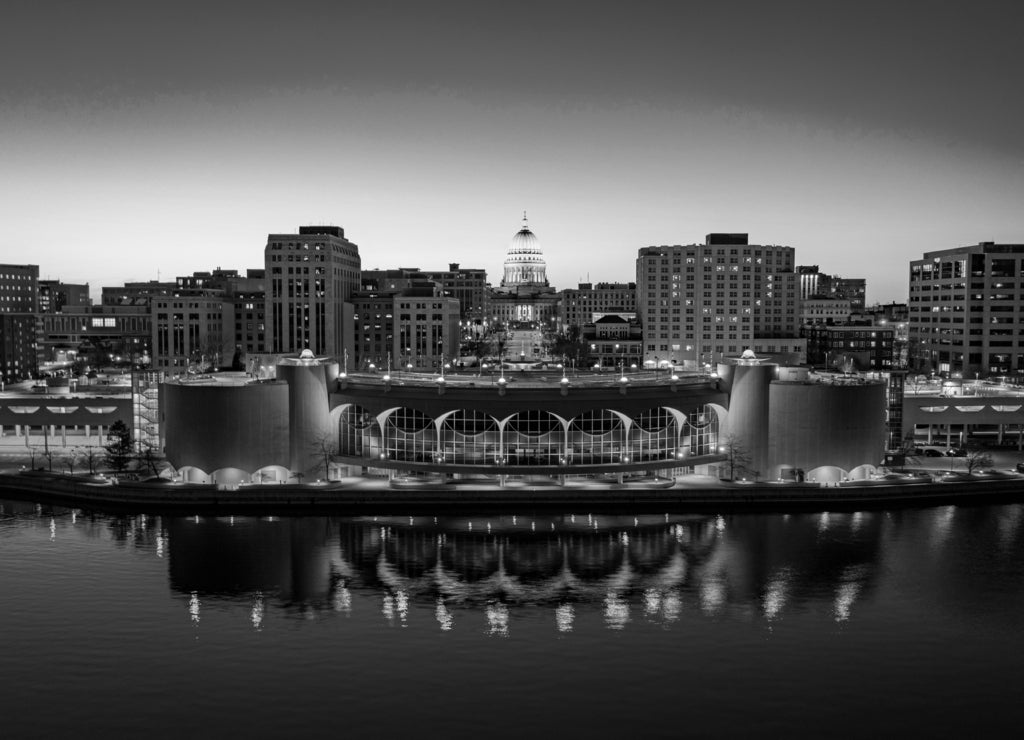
[160,351,887,486]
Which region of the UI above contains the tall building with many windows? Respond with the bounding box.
[560,282,637,330]
[264,225,361,358]
[0,263,39,382]
[636,234,802,369]
[909,241,1024,377]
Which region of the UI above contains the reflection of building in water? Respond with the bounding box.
[157,512,886,627]
[166,517,342,607]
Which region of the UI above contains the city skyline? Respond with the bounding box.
[4,1,1024,304]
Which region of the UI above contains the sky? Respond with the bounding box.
[3,0,1024,304]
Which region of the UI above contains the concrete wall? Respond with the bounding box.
[768,381,886,478]
[161,381,290,473]
[277,362,338,479]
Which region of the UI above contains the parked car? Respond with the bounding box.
[945,447,966,457]
[923,448,944,457]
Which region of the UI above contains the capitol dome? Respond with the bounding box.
[501,212,548,288]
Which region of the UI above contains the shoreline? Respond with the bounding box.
[2,469,1022,515]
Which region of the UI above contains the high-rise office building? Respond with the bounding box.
[636,234,803,368]
[909,241,1024,377]
[0,264,39,382]
[264,225,361,358]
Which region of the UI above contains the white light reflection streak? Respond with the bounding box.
[555,603,575,633]
[396,590,409,626]
[661,590,682,623]
[604,592,630,630]
[930,506,956,551]
[435,598,454,631]
[486,602,509,636]
[700,578,726,615]
[189,591,201,624]
[763,569,791,622]
[250,592,264,630]
[643,588,661,619]
[834,565,867,622]
[49,518,55,541]
[333,584,352,614]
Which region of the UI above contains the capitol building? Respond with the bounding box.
[489,213,561,329]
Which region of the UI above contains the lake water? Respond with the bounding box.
[2,499,1024,738]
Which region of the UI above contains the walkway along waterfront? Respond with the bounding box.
[2,469,1023,514]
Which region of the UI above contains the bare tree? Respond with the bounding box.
[718,432,754,481]
[962,445,994,474]
[41,445,55,472]
[138,442,164,477]
[82,446,102,475]
[310,431,339,481]
[64,447,81,475]
[897,432,919,471]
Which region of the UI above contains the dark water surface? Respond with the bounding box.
[2,500,1024,738]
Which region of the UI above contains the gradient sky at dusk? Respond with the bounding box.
[3,0,1023,303]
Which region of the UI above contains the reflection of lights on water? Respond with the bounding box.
[189,591,201,624]
[486,522,491,534]
[555,603,574,633]
[715,515,726,533]
[930,506,957,551]
[763,569,791,621]
[851,511,864,533]
[156,533,164,558]
[570,514,575,523]
[194,515,199,524]
[396,590,408,624]
[604,592,630,629]
[531,521,535,532]
[834,565,867,622]
[71,511,77,524]
[49,518,55,541]
[486,602,510,636]
[700,579,726,614]
[834,583,860,622]
[333,584,352,614]
[818,512,830,533]
[435,598,454,631]
[382,590,409,626]
[620,532,630,546]
[661,591,681,622]
[644,588,661,617]
[250,593,264,630]
[229,516,234,526]
[673,523,690,544]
